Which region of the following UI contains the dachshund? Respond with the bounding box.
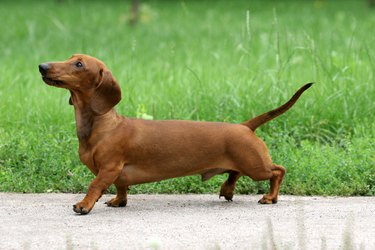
[39,54,312,214]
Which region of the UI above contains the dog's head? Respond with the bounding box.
[39,54,121,114]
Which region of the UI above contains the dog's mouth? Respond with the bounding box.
[42,76,64,86]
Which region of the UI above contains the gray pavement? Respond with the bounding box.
[1,193,374,249]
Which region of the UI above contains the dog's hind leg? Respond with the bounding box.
[219,171,241,201]
[258,164,285,204]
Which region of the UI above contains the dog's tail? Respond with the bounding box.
[242,83,313,131]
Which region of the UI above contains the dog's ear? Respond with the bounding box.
[91,69,122,115]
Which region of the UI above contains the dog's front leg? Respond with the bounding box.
[105,177,128,207]
[73,165,122,215]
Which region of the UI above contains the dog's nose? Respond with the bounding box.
[38,63,49,75]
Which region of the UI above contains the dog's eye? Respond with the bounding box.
[75,61,84,68]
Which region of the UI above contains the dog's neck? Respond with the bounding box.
[74,106,95,143]
[73,107,119,147]
[70,91,92,145]
[70,91,120,148]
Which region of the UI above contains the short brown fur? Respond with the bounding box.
[39,54,312,214]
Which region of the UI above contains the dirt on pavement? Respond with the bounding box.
[1,193,374,249]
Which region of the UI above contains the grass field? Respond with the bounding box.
[0,0,374,196]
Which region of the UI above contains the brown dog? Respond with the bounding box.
[39,54,312,214]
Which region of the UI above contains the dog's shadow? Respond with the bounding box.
[86,195,271,216]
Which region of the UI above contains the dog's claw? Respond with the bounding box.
[73,203,90,215]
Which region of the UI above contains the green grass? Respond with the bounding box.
[0,0,374,195]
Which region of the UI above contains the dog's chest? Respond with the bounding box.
[78,146,97,174]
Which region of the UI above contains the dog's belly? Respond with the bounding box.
[121,157,235,185]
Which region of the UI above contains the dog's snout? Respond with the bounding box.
[38,63,49,75]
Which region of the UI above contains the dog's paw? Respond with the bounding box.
[219,190,234,202]
[219,186,234,201]
[258,195,277,204]
[219,195,233,202]
[219,193,233,202]
[73,201,91,215]
[105,197,127,207]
